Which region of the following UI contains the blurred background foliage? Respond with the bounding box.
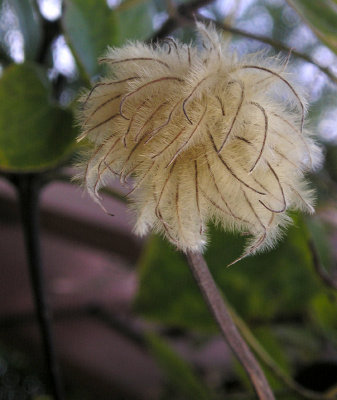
[0,0,337,399]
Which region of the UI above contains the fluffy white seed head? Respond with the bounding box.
[76,23,322,263]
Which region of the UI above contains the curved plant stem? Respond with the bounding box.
[228,301,336,400]
[13,174,64,400]
[186,250,275,400]
[308,238,337,291]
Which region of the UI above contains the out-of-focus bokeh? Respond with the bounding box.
[0,0,336,399]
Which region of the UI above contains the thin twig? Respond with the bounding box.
[308,238,337,291]
[196,15,337,85]
[185,250,275,400]
[151,7,337,85]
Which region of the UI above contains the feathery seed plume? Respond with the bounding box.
[76,23,322,263]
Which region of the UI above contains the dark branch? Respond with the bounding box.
[196,14,337,85]
[149,0,214,42]
[151,2,337,85]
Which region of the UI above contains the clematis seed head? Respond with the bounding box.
[76,22,322,263]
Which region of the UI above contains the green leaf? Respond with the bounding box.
[115,0,155,44]
[9,0,42,60]
[253,327,291,389]
[233,326,291,392]
[273,324,322,364]
[145,333,213,400]
[306,216,334,273]
[118,0,150,11]
[62,0,119,78]
[136,234,214,331]
[135,215,319,331]
[310,293,337,335]
[62,0,156,79]
[0,63,77,172]
[287,0,337,54]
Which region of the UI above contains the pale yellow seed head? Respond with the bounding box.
[76,23,322,263]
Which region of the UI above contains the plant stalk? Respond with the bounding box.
[186,250,275,400]
[14,173,64,400]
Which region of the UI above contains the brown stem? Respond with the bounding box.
[308,239,337,291]
[185,250,275,400]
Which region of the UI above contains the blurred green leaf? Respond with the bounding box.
[62,0,156,79]
[62,0,119,78]
[115,0,155,44]
[9,0,42,60]
[274,324,322,364]
[306,216,334,273]
[310,293,337,336]
[254,327,291,389]
[135,233,214,331]
[233,325,291,392]
[287,0,337,54]
[146,333,213,400]
[135,215,319,331]
[0,63,77,172]
[118,0,149,10]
